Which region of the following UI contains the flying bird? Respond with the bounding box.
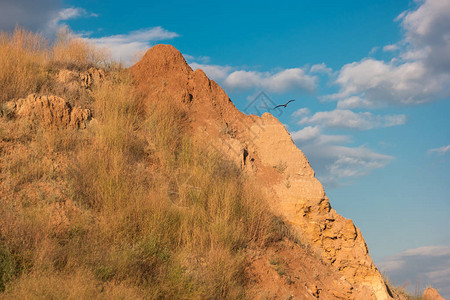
[273,99,295,109]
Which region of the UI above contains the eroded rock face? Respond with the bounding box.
[423,288,445,300]
[249,113,389,299]
[130,44,391,299]
[5,94,91,128]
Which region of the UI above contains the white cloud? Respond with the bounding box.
[186,60,321,94]
[180,63,319,94]
[310,63,333,74]
[291,126,391,187]
[401,0,450,73]
[291,126,320,142]
[308,144,392,188]
[327,59,445,106]
[291,107,311,118]
[83,27,179,65]
[378,245,450,298]
[383,44,399,52]
[290,108,400,186]
[56,7,86,20]
[326,0,450,108]
[189,63,233,81]
[337,96,375,109]
[47,7,97,34]
[428,145,450,155]
[223,68,318,93]
[298,109,406,130]
[325,147,392,179]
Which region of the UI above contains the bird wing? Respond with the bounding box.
[286,99,295,104]
[274,104,283,109]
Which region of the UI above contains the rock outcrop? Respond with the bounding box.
[57,67,105,89]
[4,94,91,129]
[423,288,445,300]
[130,44,391,299]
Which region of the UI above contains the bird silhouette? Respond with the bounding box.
[273,99,295,109]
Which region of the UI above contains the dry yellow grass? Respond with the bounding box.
[0,27,110,105]
[0,27,48,103]
[52,28,111,70]
[0,27,286,299]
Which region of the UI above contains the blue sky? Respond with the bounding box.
[2,0,449,296]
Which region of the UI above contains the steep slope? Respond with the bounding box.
[130,44,391,299]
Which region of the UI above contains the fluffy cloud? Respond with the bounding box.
[291,126,392,187]
[378,246,450,298]
[401,0,450,73]
[298,109,406,130]
[189,59,320,95]
[329,59,446,106]
[223,68,317,93]
[189,59,318,93]
[310,63,333,74]
[291,126,320,141]
[327,0,450,108]
[292,126,350,145]
[83,27,179,65]
[428,145,450,155]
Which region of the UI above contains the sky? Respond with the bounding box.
[1,0,449,296]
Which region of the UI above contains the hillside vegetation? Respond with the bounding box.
[0,28,286,299]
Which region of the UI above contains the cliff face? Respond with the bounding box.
[130,44,391,299]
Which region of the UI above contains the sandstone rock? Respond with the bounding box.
[57,67,104,89]
[7,94,91,128]
[57,69,79,84]
[80,67,105,88]
[423,288,445,300]
[130,44,392,299]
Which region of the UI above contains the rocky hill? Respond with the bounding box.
[1,29,428,299]
[130,44,391,299]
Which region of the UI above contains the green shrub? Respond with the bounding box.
[0,243,16,291]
